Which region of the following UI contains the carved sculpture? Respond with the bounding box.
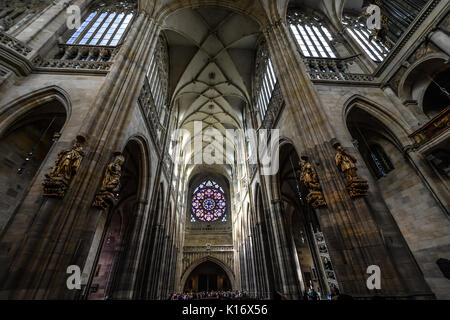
[92,154,125,210]
[333,142,368,198]
[43,142,84,198]
[299,157,326,208]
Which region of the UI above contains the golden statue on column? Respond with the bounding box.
[43,142,85,198]
[333,142,368,198]
[299,156,327,208]
[92,154,125,210]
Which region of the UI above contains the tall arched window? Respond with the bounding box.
[66,1,136,46]
[287,10,337,58]
[367,144,394,179]
[254,42,277,120]
[191,180,227,223]
[146,36,169,117]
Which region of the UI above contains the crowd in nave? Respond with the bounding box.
[170,291,249,300]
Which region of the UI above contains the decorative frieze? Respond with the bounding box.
[0,30,32,56]
[303,57,375,82]
[182,245,234,279]
[36,44,118,72]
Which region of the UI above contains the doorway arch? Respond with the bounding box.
[180,256,235,293]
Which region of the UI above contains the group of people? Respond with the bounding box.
[170,290,248,300]
[301,286,342,300]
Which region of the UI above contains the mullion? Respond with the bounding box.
[261,78,271,109]
[354,29,383,61]
[311,25,331,57]
[80,12,107,45]
[106,13,126,46]
[315,26,336,58]
[258,93,265,117]
[360,29,386,56]
[290,25,309,57]
[148,59,158,85]
[146,55,155,77]
[67,11,96,44]
[153,78,162,107]
[353,28,381,60]
[305,24,327,58]
[260,77,269,108]
[73,11,101,44]
[262,77,272,113]
[90,12,116,45]
[256,94,263,118]
[349,29,379,61]
[99,12,123,46]
[258,96,265,118]
[157,79,166,110]
[268,59,277,84]
[150,67,160,94]
[265,65,274,91]
[110,13,132,46]
[295,25,314,57]
[347,29,377,61]
[298,25,318,57]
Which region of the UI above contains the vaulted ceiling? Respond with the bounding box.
[163,6,261,166]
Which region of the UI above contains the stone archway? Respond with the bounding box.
[180,256,236,292]
[183,261,232,292]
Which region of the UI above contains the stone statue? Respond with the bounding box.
[43,142,85,198]
[92,154,125,210]
[333,142,368,198]
[299,157,326,208]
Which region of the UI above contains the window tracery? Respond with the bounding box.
[254,40,277,120]
[287,10,337,59]
[191,180,227,223]
[66,0,136,46]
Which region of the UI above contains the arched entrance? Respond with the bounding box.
[275,142,332,298]
[0,99,66,232]
[184,261,232,293]
[87,139,143,300]
[345,104,450,299]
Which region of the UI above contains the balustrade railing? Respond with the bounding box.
[303,56,375,82]
[36,44,119,71]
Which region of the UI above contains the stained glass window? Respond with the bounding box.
[191,180,227,223]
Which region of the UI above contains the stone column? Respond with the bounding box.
[0,11,161,299]
[264,18,432,298]
[428,29,450,57]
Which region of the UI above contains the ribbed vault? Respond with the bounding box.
[163,6,261,167]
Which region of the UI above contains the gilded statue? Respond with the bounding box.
[299,157,326,208]
[92,154,125,210]
[333,142,368,198]
[43,142,85,198]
